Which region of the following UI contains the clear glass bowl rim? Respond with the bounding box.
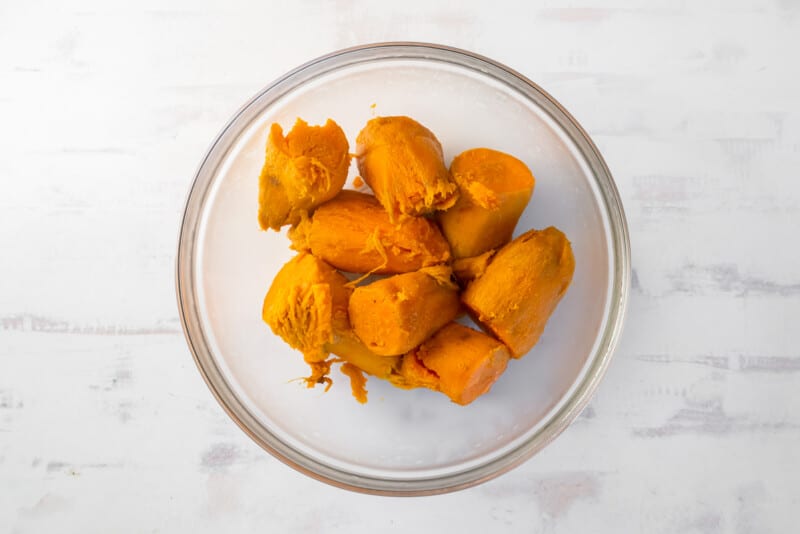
[175,42,631,496]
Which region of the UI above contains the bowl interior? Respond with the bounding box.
[193,57,613,481]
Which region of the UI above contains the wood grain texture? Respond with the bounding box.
[1,0,799,532]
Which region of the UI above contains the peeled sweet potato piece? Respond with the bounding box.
[438,148,535,258]
[326,330,400,379]
[258,118,350,230]
[262,252,399,398]
[262,252,351,363]
[462,227,575,357]
[390,322,510,405]
[348,265,460,356]
[416,322,510,405]
[356,116,458,220]
[289,190,451,274]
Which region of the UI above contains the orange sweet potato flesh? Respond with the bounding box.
[452,249,496,286]
[390,322,510,405]
[356,116,458,220]
[348,265,460,356]
[339,363,368,404]
[263,252,398,395]
[438,148,535,258]
[326,330,400,379]
[462,227,575,358]
[389,351,440,391]
[288,190,451,274]
[258,118,351,230]
[262,252,351,363]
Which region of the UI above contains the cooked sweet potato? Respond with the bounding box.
[262,252,405,398]
[389,351,440,391]
[289,190,451,274]
[258,118,350,230]
[348,265,460,356]
[452,249,496,286]
[339,363,368,404]
[258,114,576,405]
[462,227,575,357]
[261,252,352,363]
[326,329,400,379]
[438,148,534,258]
[356,116,458,220]
[389,323,510,405]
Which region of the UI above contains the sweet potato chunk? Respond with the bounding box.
[356,116,458,220]
[462,227,575,357]
[261,253,351,363]
[289,190,451,274]
[326,330,400,379]
[438,148,534,258]
[258,119,350,230]
[263,253,404,398]
[348,266,460,356]
[390,323,510,405]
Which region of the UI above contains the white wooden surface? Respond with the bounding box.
[2,1,799,532]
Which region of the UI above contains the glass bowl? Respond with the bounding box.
[176,43,630,495]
